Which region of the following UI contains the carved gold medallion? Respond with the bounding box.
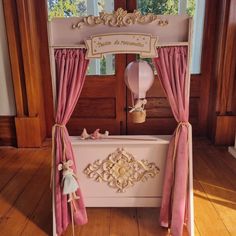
[72,8,168,29]
[83,148,160,192]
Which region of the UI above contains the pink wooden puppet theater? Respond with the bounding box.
[49,8,194,236]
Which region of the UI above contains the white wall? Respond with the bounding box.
[0,0,16,116]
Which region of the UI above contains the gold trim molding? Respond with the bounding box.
[83,148,160,193]
[72,8,168,29]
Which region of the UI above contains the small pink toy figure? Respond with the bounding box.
[80,128,109,140]
[58,160,80,202]
[91,129,109,139]
[80,128,90,139]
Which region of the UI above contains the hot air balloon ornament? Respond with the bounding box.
[124,60,154,123]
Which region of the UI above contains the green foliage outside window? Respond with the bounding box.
[137,0,195,68]
[48,0,87,20]
[48,0,195,74]
[187,0,195,17]
[137,0,195,16]
[48,0,107,20]
[137,0,178,15]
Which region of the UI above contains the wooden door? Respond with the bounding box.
[66,0,128,136]
[67,54,127,135]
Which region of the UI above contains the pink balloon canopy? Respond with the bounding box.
[124,60,154,99]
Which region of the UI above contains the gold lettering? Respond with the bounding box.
[120,40,144,47]
[96,41,111,47]
[114,40,120,45]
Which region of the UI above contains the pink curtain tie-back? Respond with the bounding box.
[172,121,190,172]
[52,124,67,161]
[177,121,190,126]
[53,124,66,128]
[51,124,67,188]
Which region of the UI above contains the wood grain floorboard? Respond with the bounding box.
[0,147,18,165]
[0,149,50,235]
[0,139,236,236]
[0,149,30,192]
[110,208,139,236]
[196,148,236,235]
[193,180,230,236]
[20,154,52,235]
[0,149,46,219]
[194,222,201,236]
[79,208,110,236]
[217,148,236,175]
[21,188,52,236]
[137,208,168,236]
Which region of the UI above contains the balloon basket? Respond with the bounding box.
[130,110,146,123]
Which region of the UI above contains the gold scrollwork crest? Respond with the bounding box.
[72,8,168,29]
[83,148,160,193]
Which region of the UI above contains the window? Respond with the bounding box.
[137,0,205,74]
[48,0,114,18]
[87,54,115,75]
[48,0,205,74]
[47,0,115,75]
[137,0,179,15]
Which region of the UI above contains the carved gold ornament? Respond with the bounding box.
[83,148,160,192]
[72,8,168,29]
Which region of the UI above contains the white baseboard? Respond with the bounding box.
[228,146,236,159]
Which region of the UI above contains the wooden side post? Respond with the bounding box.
[3,0,54,147]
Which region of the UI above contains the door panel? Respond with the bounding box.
[68,54,126,135]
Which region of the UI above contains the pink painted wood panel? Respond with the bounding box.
[49,15,190,46]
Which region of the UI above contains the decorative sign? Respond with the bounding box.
[85,33,158,59]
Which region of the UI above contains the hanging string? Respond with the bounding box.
[131,91,135,107]
[70,202,75,236]
[50,124,66,188]
[172,122,189,168]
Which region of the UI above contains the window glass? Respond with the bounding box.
[48,0,114,18]
[137,0,205,74]
[48,0,115,75]
[187,0,195,16]
[137,0,179,15]
[87,54,115,75]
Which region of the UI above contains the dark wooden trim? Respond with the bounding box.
[207,0,236,144]
[198,0,220,135]
[215,0,236,114]
[0,116,16,146]
[15,116,42,147]
[114,0,126,9]
[215,116,236,145]
[126,0,136,11]
[2,0,54,147]
[2,0,27,116]
[34,1,54,136]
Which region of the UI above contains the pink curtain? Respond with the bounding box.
[53,49,89,235]
[153,46,190,236]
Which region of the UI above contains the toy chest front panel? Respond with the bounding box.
[71,135,170,207]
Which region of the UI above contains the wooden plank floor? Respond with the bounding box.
[0,138,235,236]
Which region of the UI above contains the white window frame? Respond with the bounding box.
[179,0,206,74]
